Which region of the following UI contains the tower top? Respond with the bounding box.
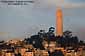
[56,8,62,17]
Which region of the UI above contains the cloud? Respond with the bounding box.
[33,0,64,8]
[63,3,85,8]
[0,0,85,8]
[65,0,85,3]
[33,0,85,8]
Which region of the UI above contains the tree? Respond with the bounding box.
[29,35,44,49]
[71,36,79,48]
[63,30,79,48]
[38,30,45,37]
[48,27,55,33]
[63,30,72,37]
[63,30,73,46]
[79,40,84,46]
[47,27,56,41]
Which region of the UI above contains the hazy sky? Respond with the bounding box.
[0,0,85,40]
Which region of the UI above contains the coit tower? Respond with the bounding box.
[56,8,63,36]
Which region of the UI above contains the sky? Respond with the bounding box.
[0,0,85,40]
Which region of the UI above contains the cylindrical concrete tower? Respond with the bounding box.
[56,8,63,36]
